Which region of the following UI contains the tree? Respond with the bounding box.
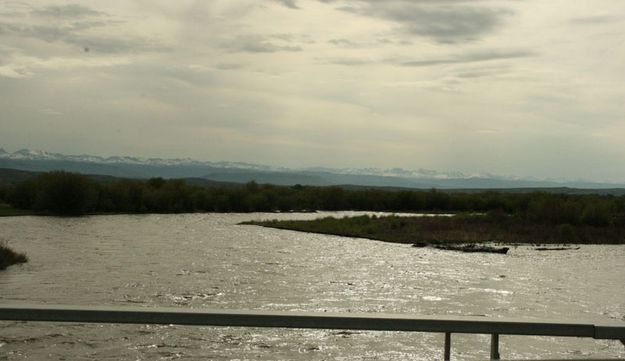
[8,180,37,209]
[34,171,96,216]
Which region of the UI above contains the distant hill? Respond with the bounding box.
[1,147,625,191]
[0,168,41,184]
[0,168,240,188]
[2,167,625,196]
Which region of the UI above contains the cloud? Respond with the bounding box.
[328,38,360,47]
[32,4,108,19]
[324,0,513,43]
[65,34,170,54]
[0,22,72,42]
[269,33,314,43]
[0,65,32,78]
[376,38,412,45]
[0,53,132,78]
[222,35,303,53]
[0,21,169,53]
[400,49,534,67]
[321,49,533,67]
[0,4,169,55]
[569,15,622,26]
[271,0,299,9]
[323,57,375,66]
[454,69,499,78]
[215,63,246,70]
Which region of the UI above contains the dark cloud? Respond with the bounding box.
[401,50,534,66]
[322,0,513,43]
[222,35,302,53]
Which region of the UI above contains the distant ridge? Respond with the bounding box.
[1,147,624,190]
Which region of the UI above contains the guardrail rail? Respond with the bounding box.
[1,304,624,360]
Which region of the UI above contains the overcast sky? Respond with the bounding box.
[1,0,624,181]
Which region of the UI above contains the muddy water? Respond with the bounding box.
[1,213,624,360]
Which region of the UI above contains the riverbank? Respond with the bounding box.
[0,244,28,270]
[4,170,625,223]
[0,203,33,217]
[243,214,625,245]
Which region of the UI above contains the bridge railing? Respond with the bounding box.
[1,304,624,360]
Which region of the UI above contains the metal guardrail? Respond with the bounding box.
[1,304,624,360]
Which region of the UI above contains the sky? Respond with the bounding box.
[1,0,624,182]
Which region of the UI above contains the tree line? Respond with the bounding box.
[1,171,624,226]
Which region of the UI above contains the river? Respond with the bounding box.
[1,213,624,360]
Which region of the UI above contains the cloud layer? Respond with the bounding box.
[1,0,625,182]
[332,0,512,43]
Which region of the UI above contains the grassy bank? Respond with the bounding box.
[0,244,28,270]
[0,203,33,217]
[243,214,625,245]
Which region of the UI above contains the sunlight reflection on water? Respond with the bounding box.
[0,212,624,360]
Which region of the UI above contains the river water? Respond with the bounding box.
[0,213,624,360]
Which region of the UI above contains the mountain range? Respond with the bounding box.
[1,147,624,190]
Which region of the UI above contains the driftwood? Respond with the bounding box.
[412,242,509,254]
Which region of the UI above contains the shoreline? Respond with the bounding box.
[0,203,34,217]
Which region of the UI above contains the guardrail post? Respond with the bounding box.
[444,332,451,360]
[490,333,500,360]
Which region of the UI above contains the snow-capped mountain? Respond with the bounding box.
[0,148,468,178]
[0,148,277,171]
[1,148,623,189]
[301,166,473,180]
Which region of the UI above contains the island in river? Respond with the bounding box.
[0,244,28,270]
[243,213,625,249]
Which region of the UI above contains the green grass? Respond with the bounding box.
[243,214,625,245]
[0,244,28,270]
[0,203,34,217]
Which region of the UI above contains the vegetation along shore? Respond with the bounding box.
[243,213,625,246]
[1,170,625,221]
[1,170,625,247]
